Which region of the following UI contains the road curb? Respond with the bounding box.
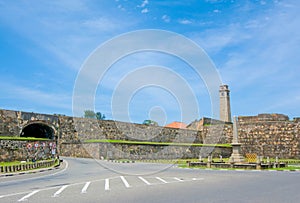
[178,166,300,172]
[0,160,64,178]
[106,160,135,163]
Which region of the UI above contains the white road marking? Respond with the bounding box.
[138,177,151,185]
[51,159,69,176]
[105,178,110,191]
[156,177,168,183]
[173,177,183,182]
[53,185,68,197]
[81,182,91,193]
[120,176,131,188]
[18,190,39,202]
[1,174,208,201]
[192,178,204,181]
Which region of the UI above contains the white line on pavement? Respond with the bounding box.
[192,178,204,181]
[173,177,183,182]
[53,185,68,197]
[138,177,151,185]
[120,176,131,188]
[18,190,40,202]
[105,179,110,191]
[81,182,91,193]
[156,177,168,183]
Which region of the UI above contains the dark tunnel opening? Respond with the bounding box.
[20,123,55,139]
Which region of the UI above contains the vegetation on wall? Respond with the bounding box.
[0,136,50,141]
[142,120,158,126]
[84,110,106,120]
[84,139,232,148]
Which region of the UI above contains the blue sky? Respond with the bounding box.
[0,0,299,125]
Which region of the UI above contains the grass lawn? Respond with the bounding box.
[0,159,59,167]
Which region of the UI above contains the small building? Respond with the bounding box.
[165,121,187,129]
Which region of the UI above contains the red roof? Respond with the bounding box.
[165,122,187,129]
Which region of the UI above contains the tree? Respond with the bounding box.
[96,112,106,120]
[142,120,158,126]
[84,110,96,119]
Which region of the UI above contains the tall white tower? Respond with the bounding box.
[219,85,232,122]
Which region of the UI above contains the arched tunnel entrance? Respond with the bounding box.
[20,123,55,140]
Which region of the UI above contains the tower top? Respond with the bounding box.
[219,84,230,92]
[219,84,232,122]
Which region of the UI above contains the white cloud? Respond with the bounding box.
[140,0,149,8]
[162,15,170,23]
[82,18,120,31]
[141,8,149,13]
[178,19,192,24]
[118,4,125,11]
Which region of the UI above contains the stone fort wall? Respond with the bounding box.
[0,109,299,161]
[237,114,300,158]
[57,116,231,159]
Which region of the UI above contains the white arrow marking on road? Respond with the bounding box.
[120,176,131,188]
[105,178,110,191]
[18,190,40,202]
[156,177,168,184]
[81,182,91,193]
[174,177,183,182]
[53,185,68,197]
[138,177,151,185]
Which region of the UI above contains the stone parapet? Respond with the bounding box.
[60,143,232,160]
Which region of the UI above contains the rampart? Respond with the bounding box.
[0,109,231,161]
[237,114,300,158]
[1,109,299,161]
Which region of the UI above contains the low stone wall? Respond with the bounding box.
[60,143,232,160]
[0,139,57,162]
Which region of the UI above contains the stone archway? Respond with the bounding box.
[20,122,55,139]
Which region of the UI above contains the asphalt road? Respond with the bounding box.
[0,157,299,203]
